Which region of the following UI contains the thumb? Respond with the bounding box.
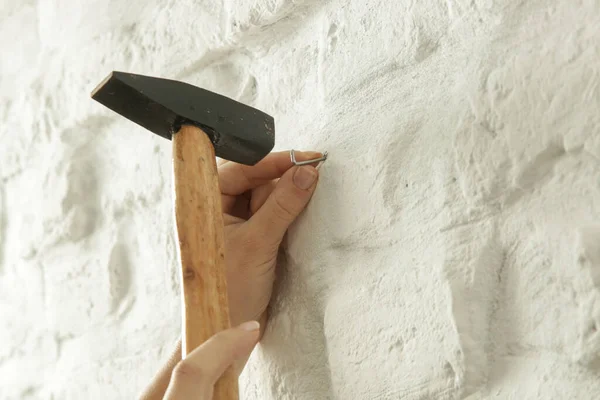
[250,165,319,242]
[164,321,260,400]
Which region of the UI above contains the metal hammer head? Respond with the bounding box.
[91,71,275,165]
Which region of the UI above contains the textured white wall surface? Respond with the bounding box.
[2,0,600,399]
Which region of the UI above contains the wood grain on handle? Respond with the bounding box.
[172,125,238,400]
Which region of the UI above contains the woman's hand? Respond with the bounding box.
[163,321,261,400]
[219,150,322,331]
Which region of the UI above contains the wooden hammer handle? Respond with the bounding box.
[172,125,238,399]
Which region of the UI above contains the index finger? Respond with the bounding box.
[218,150,322,195]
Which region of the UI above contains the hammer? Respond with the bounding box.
[91,71,275,399]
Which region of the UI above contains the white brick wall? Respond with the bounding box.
[1,1,600,399]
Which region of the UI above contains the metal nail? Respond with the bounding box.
[290,149,328,166]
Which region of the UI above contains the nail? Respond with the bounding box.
[293,166,318,190]
[239,321,260,332]
[290,149,327,166]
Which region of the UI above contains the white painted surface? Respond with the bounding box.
[1,0,600,399]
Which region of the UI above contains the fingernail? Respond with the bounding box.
[239,321,260,332]
[293,166,317,190]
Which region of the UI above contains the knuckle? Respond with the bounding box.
[239,231,262,253]
[271,192,297,222]
[172,361,209,385]
[237,229,279,265]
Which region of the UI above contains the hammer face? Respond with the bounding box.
[91,71,275,165]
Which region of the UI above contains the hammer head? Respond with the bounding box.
[91,71,275,165]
